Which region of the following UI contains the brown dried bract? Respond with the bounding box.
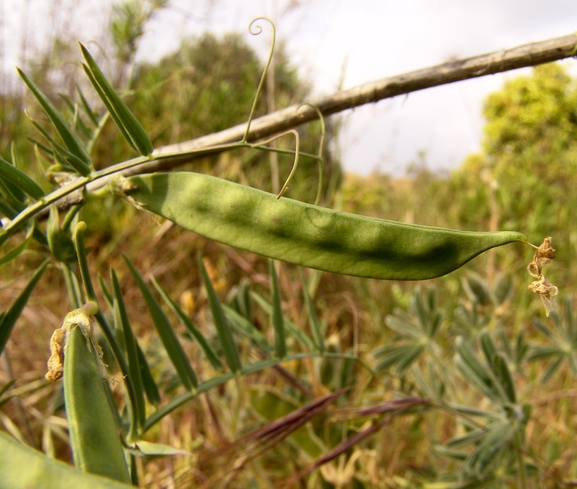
[527,237,555,278]
[45,327,66,381]
[527,237,558,316]
[45,306,107,381]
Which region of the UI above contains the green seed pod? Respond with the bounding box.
[64,325,130,483]
[124,172,527,281]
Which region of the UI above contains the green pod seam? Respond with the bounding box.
[124,172,527,281]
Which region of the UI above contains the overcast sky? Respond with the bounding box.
[3,0,576,175]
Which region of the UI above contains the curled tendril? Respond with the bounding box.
[253,129,300,199]
[243,17,276,142]
[248,17,268,35]
[298,103,326,205]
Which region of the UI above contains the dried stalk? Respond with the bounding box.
[91,33,577,184]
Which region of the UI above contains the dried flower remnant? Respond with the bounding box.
[45,328,66,381]
[527,237,558,317]
[45,305,106,381]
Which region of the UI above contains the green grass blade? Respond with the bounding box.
[152,276,223,371]
[64,326,130,483]
[0,156,45,200]
[124,255,197,390]
[0,261,48,355]
[80,44,153,156]
[269,260,287,358]
[16,68,92,175]
[0,431,133,489]
[111,269,146,436]
[198,255,242,373]
[300,269,324,352]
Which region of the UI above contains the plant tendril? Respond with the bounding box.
[243,17,276,142]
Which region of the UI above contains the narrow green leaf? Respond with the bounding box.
[464,421,513,474]
[269,260,287,358]
[0,379,16,408]
[386,314,422,339]
[152,277,222,371]
[480,331,499,371]
[61,264,83,310]
[374,344,417,372]
[73,222,97,301]
[59,94,91,139]
[0,171,26,209]
[0,197,17,218]
[80,66,137,153]
[493,353,516,403]
[98,274,113,309]
[124,255,197,390]
[394,343,425,373]
[136,345,161,406]
[80,44,153,156]
[64,326,131,483]
[0,156,44,200]
[77,85,100,126]
[541,354,565,383]
[251,291,315,350]
[0,223,34,266]
[111,269,146,435]
[0,379,16,398]
[30,138,53,158]
[455,337,492,388]
[300,269,324,352]
[126,440,193,458]
[222,304,274,354]
[447,403,502,419]
[0,431,133,489]
[27,117,91,175]
[455,356,499,403]
[198,255,241,373]
[0,261,48,355]
[532,317,555,340]
[16,68,92,175]
[0,395,13,409]
[446,428,488,448]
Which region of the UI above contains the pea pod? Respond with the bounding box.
[124,172,527,280]
[64,324,130,483]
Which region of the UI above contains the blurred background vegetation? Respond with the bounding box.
[1,1,576,487]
